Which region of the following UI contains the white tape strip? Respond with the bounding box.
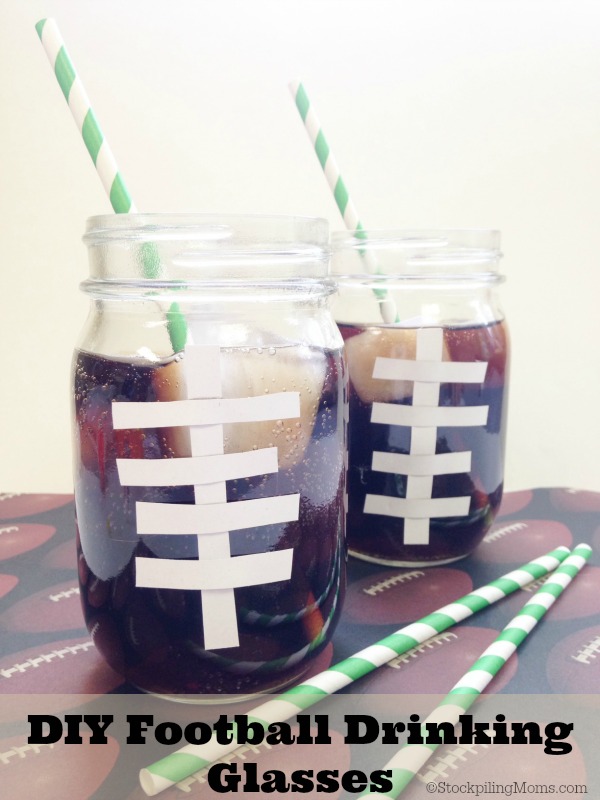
[371,402,489,428]
[406,475,433,499]
[136,493,300,535]
[202,589,239,650]
[371,450,472,476]
[412,380,440,407]
[112,392,300,429]
[416,327,444,360]
[403,518,431,544]
[410,427,437,454]
[116,447,279,487]
[187,424,223,457]
[183,345,236,648]
[135,548,293,591]
[364,494,470,519]
[373,357,488,384]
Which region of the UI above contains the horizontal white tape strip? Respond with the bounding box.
[112,391,300,429]
[371,402,489,428]
[117,447,279,487]
[373,357,488,383]
[135,548,293,591]
[136,493,300,535]
[372,450,472,476]
[364,494,471,519]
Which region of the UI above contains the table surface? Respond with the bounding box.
[1,488,599,798]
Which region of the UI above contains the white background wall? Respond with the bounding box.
[1,0,599,494]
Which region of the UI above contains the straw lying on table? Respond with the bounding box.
[139,546,570,796]
[35,18,186,353]
[358,543,592,800]
[289,80,397,324]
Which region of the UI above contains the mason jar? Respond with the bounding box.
[331,229,509,566]
[72,214,346,699]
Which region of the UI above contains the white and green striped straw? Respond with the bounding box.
[289,80,397,324]
[139,546,570,796]
[359,543,592,800]
[35,18,186,352]
[289,80,362,233]
[36,18,136,215]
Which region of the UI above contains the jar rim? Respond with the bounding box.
[84,212,330,246]
[83,213,332,285]
[330,228,503,280]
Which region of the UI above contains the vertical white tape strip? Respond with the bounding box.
[416,327,444,360]
[184,345,239,650]
[404,518,430,545]
[410,427,437,455]
[403,329,443,543]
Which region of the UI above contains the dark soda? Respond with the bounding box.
[72,344,345,698]
[339,321,509,565]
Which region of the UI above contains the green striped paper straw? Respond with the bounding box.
[289,80,397,324]
[35,18,186,352]
[36,18,135,214]
[139,546,570,796]
[359,543,592,800]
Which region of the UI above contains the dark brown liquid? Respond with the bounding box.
[339,321,509,564]
[73,346,346,697]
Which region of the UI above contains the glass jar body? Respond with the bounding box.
[72,215,346,699]
[331,230,509,566]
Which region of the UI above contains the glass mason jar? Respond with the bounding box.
[72,214,346,700]
[331,230,509,567]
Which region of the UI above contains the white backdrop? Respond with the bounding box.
[1,0,599,493]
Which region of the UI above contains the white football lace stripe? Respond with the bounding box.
[112,345,300,650]
[367,328,489,545]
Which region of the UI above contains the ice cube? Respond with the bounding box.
[151,358,192,457]
[151,346,327,470]
[345,327,450,404]
[220,345,326,469]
